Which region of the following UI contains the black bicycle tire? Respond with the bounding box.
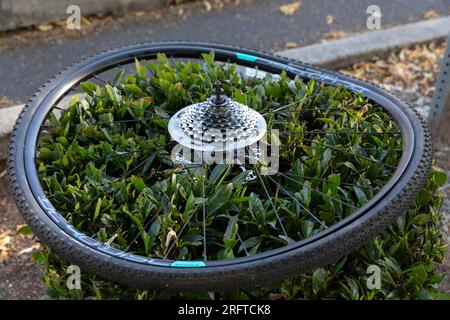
[8,42,432,292]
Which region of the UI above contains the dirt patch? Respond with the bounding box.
[0,97,21,108]
[0,163,45,300]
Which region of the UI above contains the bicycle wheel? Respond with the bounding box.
[8,42,432,292]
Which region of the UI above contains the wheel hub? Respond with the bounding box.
[168,81,267,152]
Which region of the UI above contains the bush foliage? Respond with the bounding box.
[32,170,448,300]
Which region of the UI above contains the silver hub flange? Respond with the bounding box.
[168,81,267,153]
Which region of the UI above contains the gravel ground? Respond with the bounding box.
[0,40,448,299]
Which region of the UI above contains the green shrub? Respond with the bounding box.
[33,170,448,300]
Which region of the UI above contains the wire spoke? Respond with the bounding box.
[267,128,402,136]
[278,171,380,190]
[115,63,196,104]
[279,132,397,168]
[261,96,315,116]
[123,210,160,252]
[126,154,156,178]
[38,142,174,174]
[227,59,235,100]
[265,174,328,229]
[51,180,122,241]
[262,98,372,117]
[163,204,201,260]
[357,148,403,152]
[91,74,109,85]
[161,166,201,259]
[201,152,207,261]
[276,171,358,209]
[51,105,68,111]
[68,87,156,116]
[237,231,249,256]
[41,118,143,129]
[254,165,289,239]
[163,163,218,260]
[275,129,403,152]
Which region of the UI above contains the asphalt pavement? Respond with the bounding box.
[0,0,449,105]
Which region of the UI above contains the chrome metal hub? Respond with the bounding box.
[168,81,267,152]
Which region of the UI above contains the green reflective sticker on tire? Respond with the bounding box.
[236,53,257,62]
[170,261,206,268]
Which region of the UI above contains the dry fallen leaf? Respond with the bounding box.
[374,60,389,69]
[204,0,212,12]
[326,15,334,25]
[424,10,439,19]
[0,96,18,106]
[0,231,12,261]
[15,224,28,232]
[390,62,411,82]
[279,2,301,16]
[36,23,53,32]
[269,293,283,300]
[81,16,92,26]
[18,243,41,256]
[322,30,346,40]
[165,228,178,248]
[284,41,298,49]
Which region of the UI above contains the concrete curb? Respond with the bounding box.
[0,104,23,139]
[279,16,450,68]
[1,17,449,159]
[0,105,23,159]
[0,0,167,32]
